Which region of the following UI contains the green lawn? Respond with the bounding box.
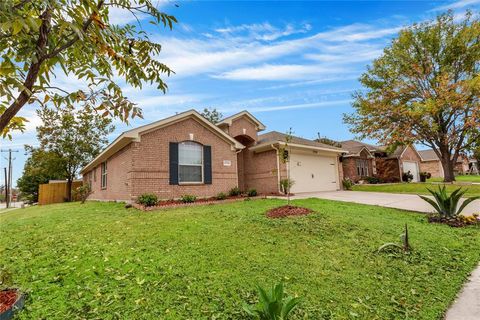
[428,175,480,183]
[352,182,480,197]
[1,200,479,319]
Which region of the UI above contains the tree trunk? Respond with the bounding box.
[66,178,73,202]
[0,8,51,133]
[440,155,456,182]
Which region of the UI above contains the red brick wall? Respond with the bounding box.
[129,117,238,200]
[341,150,374,182]
[228,117,258,141]
[85,144,133,201]
[420,160,443,178]
[375,158,401,182]
[243,149,282,194]
[84,117,239,201]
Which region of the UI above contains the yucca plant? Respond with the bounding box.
[377,224,411,253]
[243,282,301,320]
[419,186,480,218]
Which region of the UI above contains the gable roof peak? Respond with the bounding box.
[217,110,266,131]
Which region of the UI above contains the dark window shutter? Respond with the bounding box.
[169,142,179,185]
[204,145,212,184]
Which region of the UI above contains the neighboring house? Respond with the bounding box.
[340,141,423,182]
[418,149,472,178]
[339,140,377,182]
[81,110,346,202]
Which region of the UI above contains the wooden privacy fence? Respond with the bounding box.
[38,180,83,205]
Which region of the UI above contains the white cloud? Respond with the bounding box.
[230,99,352,113]
[215,22,312,41]
[213,64,349,81]
[108,0,168,25]
[432,0,480,11]
[156,20,401,81]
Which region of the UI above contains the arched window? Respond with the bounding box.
[178,141,203,183]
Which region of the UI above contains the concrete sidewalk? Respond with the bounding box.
[289,190,480,214]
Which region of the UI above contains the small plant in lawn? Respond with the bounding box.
[377,224,411,254]
[216,192,227,200]
[243,282,301,320]
[342,178,354,190]
[419,186,480,223]
[137,193,158,207]
[228,187,242,197]
[402,171,414,183]
[279,179,294,195]
[180,194,197,203]
[247,188,257,197]
[74,184,92,204]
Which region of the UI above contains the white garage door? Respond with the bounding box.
[403,161,419,182]
[289,153,338,193]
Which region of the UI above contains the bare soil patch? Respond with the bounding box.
[267,205,313,218]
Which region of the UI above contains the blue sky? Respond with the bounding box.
[5,0,480,186]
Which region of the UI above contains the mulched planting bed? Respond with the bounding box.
[134,195,262,211]
[266,205,313,218]
[428,215,480,227]
[0,289,18,313]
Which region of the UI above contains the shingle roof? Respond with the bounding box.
[418,149,439,161]
[340,140,380,155]
[257,131,344,152]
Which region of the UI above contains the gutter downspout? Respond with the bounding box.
[271,144,281,194]
[235,148,242,190]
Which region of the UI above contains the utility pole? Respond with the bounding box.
[1,149,19,208]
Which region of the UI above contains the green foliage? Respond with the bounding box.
[1,199,480,318]
[201,108,223,124]
[247,188,257,197]
[36,105,114,201]
[419,186,480,219]
[315,133,342,148]
[344,12,480,182]
[342,178,354,190]
[243,282,301,320]
[364,176,381,184]
[402,171,414,183]
[137,193,158,207]
[279,179,294,195]
[74,184,92,204]
[228,186,242,197]
[216,192,227,200]
[419,172,432,182]
[377,224,411,254]
[0,0,176,137]
[180,194,197,203]
[17,146,67,203]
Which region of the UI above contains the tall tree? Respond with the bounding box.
[201,108,223,124]
[36,105,114,201]
[344,12,480,182]
[0,0,176,138]
[17,146,66,202]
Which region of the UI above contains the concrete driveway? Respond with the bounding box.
[290,191,480,214]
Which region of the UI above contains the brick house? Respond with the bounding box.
[340,141,423,182]
[418,149,473,178]
[81,110,346,202]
